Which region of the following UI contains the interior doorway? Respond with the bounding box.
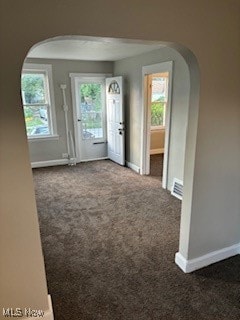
[141,62,173,189]
[148,72,169,180]
[21,35,201,275]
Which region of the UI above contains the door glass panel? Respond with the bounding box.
[79,83,103,140]
[115,99,120,123]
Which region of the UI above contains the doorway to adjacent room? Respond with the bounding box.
[141,61,173,189]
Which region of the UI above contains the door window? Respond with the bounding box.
[79,83,104,140]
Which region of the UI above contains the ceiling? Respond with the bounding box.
[28,38,164,61]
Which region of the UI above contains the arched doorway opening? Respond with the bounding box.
[21,34,200,268]
[22,39,201,318]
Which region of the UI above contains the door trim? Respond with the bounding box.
[140,62,173,189]
[70,73,111,162]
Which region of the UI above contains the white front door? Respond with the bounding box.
[71,75,108,162]
[106,76,125,166]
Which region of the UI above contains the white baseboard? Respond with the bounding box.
[31,159,69,168]
[22,295,54,320]
[126,161,140,173]
[175,242,240,273]
[150,148,164,155]
[80,157,109,162]
[32,157,111,168]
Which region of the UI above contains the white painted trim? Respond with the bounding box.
[126,161,140,173]
[162,65,173,189]
[150,148,164,155]
[28,135,59,142]
[80,157,109,162]
[31,159,70,168]
[22,295,54,320]
[140,75,148,175]
[175,243,240,273]
[140,61,173,190]
[69,72,112,79]
[22,63,58,138]
[175,252,188,272]
[150,127,165,132]
[70,75,80,162]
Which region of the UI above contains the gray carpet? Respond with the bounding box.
[33,160,240,320]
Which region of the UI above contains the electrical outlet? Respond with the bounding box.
[62,153,68,158]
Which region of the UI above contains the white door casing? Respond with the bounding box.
[141,62,173,189]
[106,76,125,166]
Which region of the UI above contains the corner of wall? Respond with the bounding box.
[175,242,240,273]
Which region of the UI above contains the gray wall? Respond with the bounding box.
[114,47,190,189]
[26,49,190,192]
[25,58,113,162]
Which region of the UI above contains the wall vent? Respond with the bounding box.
[171,178,183,200]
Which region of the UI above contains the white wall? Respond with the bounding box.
[114,47,190,189]
[25,58,113,163]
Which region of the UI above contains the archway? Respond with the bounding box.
[21,35,200,271]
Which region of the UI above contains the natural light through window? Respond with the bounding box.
[79,83,104,140]
[21,64,57,138]
[151,72,169,129]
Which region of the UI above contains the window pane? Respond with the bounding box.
[151,76,168,127]
[23,105,50,136]
[21,73,46,104]
[79,83,103,139]
[151,101,165,126]
[151,76,168,102]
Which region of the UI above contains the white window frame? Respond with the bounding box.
[150,75,168,131]
[22,63,58,141]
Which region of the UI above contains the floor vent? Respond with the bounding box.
[171,178,183,200]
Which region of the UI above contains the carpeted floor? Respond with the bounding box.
[150,154,164,178]
[33,160,240,320]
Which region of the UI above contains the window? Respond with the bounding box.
[150,73,169,129]
[21,64,57,139]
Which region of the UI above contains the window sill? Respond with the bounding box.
[150,126,165,131]
[28,134,59,142]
